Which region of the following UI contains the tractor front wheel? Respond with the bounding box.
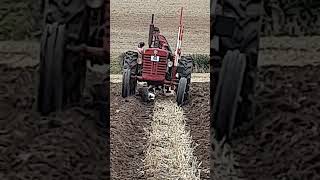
[121,51,138,98]
[122,68,131,98]
[176,77,188,106]
[176,55,193,106]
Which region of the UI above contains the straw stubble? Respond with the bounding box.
[144,100,201,179]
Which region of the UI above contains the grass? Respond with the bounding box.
[143,100,201,179]
[111,53,210,74]
[189,54,210,73]
[111,54,123,74]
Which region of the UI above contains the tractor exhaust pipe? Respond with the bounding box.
[151,14,154,24]
[148,14,155,48]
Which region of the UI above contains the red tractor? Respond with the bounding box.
[121,8,193,106]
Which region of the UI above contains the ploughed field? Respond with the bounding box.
[0,35,319,179]
[0,46,109,179]
[110,82,211,179]
[211,65,320,179]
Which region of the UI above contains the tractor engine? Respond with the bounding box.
[140,48,173,84]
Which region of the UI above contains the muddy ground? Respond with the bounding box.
[0,64,109,179]
[110,83,152,179]
[110,82,211,179]
[1,37,319,179]
[212,65,320,180]
[111,63,320,180]
[183,82,211,179]
[0,0,42,40]
[111,64,320,180]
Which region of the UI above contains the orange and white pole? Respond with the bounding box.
[174,7,184,67]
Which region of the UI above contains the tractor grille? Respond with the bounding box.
[143,55,167,77]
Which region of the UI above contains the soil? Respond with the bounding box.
[258,37,320,66]
[0,64,109,179]
[110,82,211,179]
[211,65,320,180]
[0,0,42,40]
[1,37,319,179]
[183,82,210,179]
[110,83,153,179]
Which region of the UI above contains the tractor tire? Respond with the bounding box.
[122,68,131,98]
[213,50,246,141]
[176,77,188,106]
[177,55,193,103]
[37,23,66,115]
[123,51,138,70]
[178,56,193,79]
[37,0,91,115]
[122,51,138,97]
[212,0,262,140]
[37,22,87,115]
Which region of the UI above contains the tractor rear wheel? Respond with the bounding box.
[37,23,87,115]
[37,23,66,115]
[122,51,138,98]
[178,55,193,79]
[213,50,246,141]
[212,0,262,141]
[176,77,188,106]
[122,68,131,98]
[176,55,193,105]
[37,0,92,115]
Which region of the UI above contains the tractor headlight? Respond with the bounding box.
[167,60,173,67]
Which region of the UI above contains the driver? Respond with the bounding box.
[153,27,172,53]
